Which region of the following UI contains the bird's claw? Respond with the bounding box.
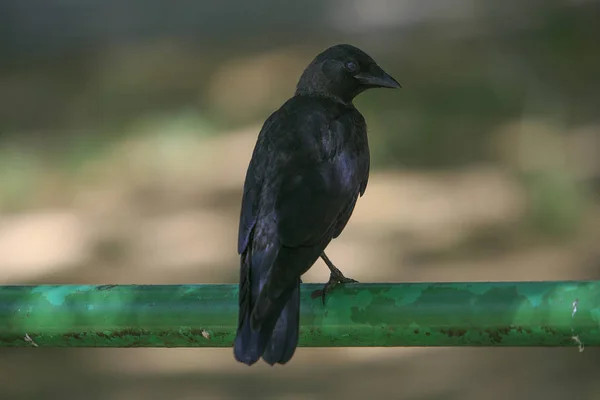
[321,270,358,305]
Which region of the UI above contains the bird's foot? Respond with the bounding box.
[321,266,358,305]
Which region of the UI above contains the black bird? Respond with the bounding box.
[234,44,401,366]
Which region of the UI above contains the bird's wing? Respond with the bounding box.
[330,194,358,239]
[330,156,368,239]
[237,113,277,255]
[238,172,259,255]
[273,110,364,247]
[274,160,350,247]
[238,99,366,251]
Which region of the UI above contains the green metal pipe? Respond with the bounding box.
[0,282,598,348]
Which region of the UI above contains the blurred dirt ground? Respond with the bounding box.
[1,127,600,399]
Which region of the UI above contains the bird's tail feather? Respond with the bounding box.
[262,279,300,365]
[233,245,269,366]
[233,307,271,365]
[233,244,301,366]
[234,280,300,366]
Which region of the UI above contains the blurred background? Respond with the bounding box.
[1,0,600,398]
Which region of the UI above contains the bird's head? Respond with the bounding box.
[295,44,401,104]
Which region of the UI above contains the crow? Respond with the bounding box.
[234,44,400,366]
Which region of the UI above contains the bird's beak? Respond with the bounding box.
[354,65,401,89]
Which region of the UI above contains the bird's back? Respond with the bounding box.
[255,95,369,200]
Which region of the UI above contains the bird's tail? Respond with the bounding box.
[233,245,301,366]
[262,280,300,365]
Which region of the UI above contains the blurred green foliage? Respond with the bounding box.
[0,1,598,238]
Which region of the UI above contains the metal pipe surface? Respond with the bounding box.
[0,282,598,348]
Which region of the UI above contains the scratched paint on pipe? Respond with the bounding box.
[0,282,599,348]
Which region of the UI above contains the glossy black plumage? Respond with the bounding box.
[234,44,400,366]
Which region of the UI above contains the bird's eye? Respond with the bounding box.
[345,61,359,73]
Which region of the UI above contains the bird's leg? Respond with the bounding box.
[320,252,358,304]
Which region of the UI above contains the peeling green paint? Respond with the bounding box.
[1,282,599,348]
[31,285,94,306]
